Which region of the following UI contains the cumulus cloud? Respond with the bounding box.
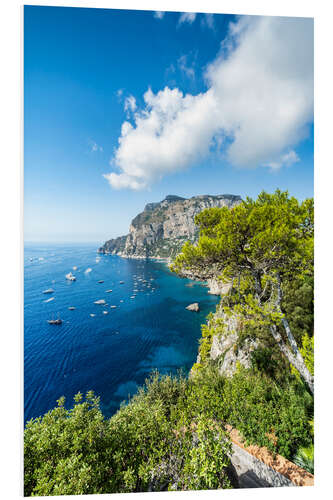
[179,12,197,25]
[154,11,165,20]
[104,16,313,190]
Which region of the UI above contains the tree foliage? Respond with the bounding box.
[171,190,314,393]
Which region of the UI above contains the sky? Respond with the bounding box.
[24,6,314,243]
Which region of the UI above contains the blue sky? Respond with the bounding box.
[24,6,314,243]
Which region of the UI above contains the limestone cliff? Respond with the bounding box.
[98,194,242,260]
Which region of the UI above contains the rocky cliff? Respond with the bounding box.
[98,194,242,260]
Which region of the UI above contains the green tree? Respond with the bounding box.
[171,190,314,394]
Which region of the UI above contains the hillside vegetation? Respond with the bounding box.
[24,190,314,495]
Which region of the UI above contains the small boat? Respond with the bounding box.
[44,297,55,303]
[98,280,104,283]
[47,318,62,325]
[66,272,76,281]
[130,296,136,299]
[106,289,113,293]
[84,268,92,274]
[94,299,106,305]
[43,288,54,294]
[120,300,124,303]
[73,266,78,271]
[68,306,75,310]
[119,281,124,284]
[110,305,117,309]
[103,311,109,315]
[90,313,96,317]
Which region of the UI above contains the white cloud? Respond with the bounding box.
[154,11,165,20]
[177,54,195,79]
[124,95,137,114]
[266,150,300,169]
[104,16,313,190]
[179,12,196,25]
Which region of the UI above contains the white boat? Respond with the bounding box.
[119,281,125,284]
[106,289,112,293]
[94,299,106,305]
[103,311,109,315]
[68,306,75,310]
[47,318,62,325]
[66,272,76,281]
[43,288,54,294]
[72,266,77,271]
[44,297,55,303]
[110,305,117,309]
[90,313,96,317]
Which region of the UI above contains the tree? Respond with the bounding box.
[171,190,314,394]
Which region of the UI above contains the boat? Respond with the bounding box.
[73,266,77,271]
[90,313,96,317]
[103,311,109,315]
[43,288,54,294]
[44,297,55,303]
[119,281,125,284]
[106,289,112,293]
[98,280,104,283]
[110,305,117,309]
[94,299,106,305]
[66,272,76,281]
[68,306,75,310]
[47,318,62,325]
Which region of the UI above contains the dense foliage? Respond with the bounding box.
[24,375,232,496]
[171,190,314,393]
[25,362,314,495]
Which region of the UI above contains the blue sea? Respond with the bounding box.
[24,243,219,423]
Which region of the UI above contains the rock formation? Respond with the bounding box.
[186,303,200,312]
[98,194,242,260]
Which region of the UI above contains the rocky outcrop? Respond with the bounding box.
[98,194,242,259]
[210,332,258,377]
[196,305,258,377]
[186,303,200,312]
[207,278,232,296]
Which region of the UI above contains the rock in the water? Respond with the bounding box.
[186,302,199,312]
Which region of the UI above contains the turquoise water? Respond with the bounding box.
[24,243,219,422]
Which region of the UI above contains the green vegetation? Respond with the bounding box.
[24,190,315,494]
[171,189,314,393]
[25,364,313,495]
[24,374,232,496]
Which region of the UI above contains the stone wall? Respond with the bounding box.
[226,425,314,488]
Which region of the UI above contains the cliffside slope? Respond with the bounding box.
[98,194,242,259]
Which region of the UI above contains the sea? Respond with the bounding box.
[24,243,219,424]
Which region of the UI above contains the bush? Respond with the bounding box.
[24,375,232,496]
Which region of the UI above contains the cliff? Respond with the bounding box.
[98,194,242,260]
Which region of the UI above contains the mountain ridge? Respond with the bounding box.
[98,193,242,260]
